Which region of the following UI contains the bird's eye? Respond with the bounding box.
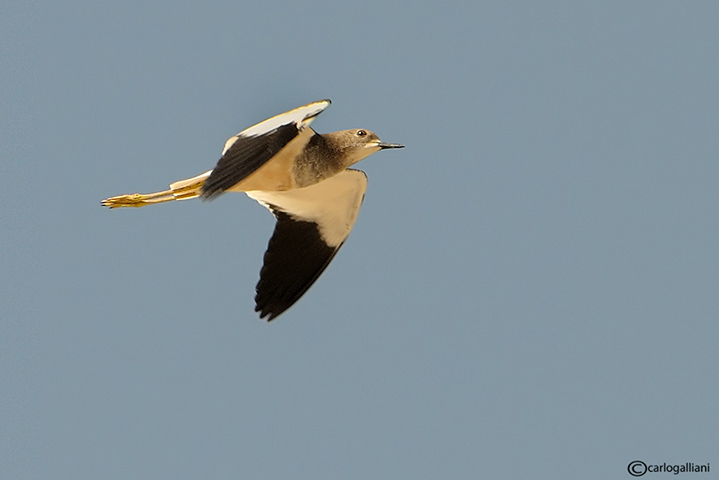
[356,130,367,137]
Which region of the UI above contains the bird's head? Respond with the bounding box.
[329,129,405,167]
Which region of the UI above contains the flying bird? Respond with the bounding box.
[102,100,404,321]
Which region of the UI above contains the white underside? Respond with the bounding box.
[247,169,368,247]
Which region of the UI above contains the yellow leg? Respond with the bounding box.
[101,189,177,208]
[101,170,212,208]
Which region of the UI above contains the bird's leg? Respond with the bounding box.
[101,189,178,208]
[101,171,211,209]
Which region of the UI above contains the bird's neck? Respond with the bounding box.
[292,133,348,188]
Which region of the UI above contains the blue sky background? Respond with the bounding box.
[2,1,718,478]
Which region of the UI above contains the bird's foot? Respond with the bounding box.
[101,193,157,208]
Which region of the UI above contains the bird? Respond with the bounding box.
[102,99,404,321]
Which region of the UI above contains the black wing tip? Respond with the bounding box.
[252,213,343,323]
[304,99,332,120]
[254,280,301,322]
[255,304,286,322]
[256,307,272,321]
[199,187,221,201]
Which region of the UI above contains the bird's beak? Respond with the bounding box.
[376,142,405,150]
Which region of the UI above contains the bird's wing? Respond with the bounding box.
[201,99,331,199]
[246,169,368,321]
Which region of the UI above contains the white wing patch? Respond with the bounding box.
[247,169,368,247]
[222,99,331,155]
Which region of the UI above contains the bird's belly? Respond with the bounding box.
[227,158,295,192]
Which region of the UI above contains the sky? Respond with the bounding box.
[2,1,718,479]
